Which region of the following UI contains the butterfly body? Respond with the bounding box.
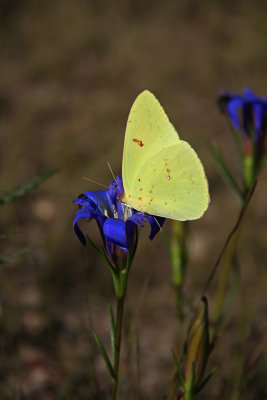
[122,91,209,221]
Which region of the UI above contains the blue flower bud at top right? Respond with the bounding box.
[218,88,267,158]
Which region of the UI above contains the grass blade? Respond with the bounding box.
[0,246,35,264]
[207,139,243,201]
[94,332,116,380]
[0,168,57,205]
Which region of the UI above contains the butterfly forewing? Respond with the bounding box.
[122,90,179,195]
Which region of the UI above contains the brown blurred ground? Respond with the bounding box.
[0,1,266,399]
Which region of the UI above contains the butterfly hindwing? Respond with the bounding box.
[130,140,209,220]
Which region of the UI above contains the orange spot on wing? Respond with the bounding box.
[166,175,171,180]
[138,197,142,201]
[133,138,144,147]
[118,193,125,202]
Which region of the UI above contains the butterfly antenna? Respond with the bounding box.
[107,161,121,192]
[82,177,118,193]
[82,177,110,189]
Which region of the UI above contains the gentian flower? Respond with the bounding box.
[218,88,267,155]
[218,88,267,192]
[73,175,164,270]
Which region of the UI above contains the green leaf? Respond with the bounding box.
[108,304,116,362]
[94,332,116,380]
[86,234,104,257]
[0,168,57,206]
[86,234,117,275]
[0,246,35,264]
[196,367,217,393]
[207,139,243,202]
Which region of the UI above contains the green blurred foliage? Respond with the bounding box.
[0,0,266,398]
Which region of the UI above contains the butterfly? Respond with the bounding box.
[121,90,210,220]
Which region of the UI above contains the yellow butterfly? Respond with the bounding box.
[121,90,209,220]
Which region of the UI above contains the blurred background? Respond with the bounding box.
[0,0,266,399]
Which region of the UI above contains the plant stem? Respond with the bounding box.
[170,221,188,320]
[243,156,254,193]
[212,227,240,334]
[111,295,126,400]
[202,181,256,296]
[184,381,194,400]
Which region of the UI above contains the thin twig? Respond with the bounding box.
[202,181,257,296]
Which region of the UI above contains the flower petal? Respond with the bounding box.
[219,88,267,144]
[103,218,136,251]
[75,188,121,215]
[108,175,124,203]
[253,102,267,144]
[128,212,146,227]
[226,97,244,131]
[73,207,95,246]
[144,214,165,240]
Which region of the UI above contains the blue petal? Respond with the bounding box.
[115,175,124,193]
[103,218,136,251]
[253,103,265,143]
[73,207,96,246]
[128,212,146,227]
[116,200,125,220]
[144,214,165,240]
[108,175,124,204]
[127,212,165,239]
[226,97,244,131]
[242,102,252,135]
[73,190,115,217]
[73,206,107,245]
[243,88,257,100]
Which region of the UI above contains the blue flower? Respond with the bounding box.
[73,176,164,269]
[218,88,267,146]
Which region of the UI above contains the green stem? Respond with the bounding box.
[170,221,188,320]
[243,155,254,194]
[184,381,194,400]
[111,295,126,400]
[212,228,240,334]
[202,181,256,297]
[171,221,187,287]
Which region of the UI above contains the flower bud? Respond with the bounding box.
[185,297,210,388]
